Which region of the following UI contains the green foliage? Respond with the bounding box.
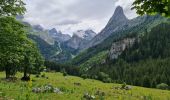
[0,0,26,16]
[0,17,44,79]
[45,61,80,76]
[28,34,59,60]
[61,68,67,76]
[41,73,46,78]
[98,72,112,83]
[21,39,44,80]
[156,83,169,90]
[71,15,167,66]
[132,0,170,17]
[78,23,170,88]
[0,17,27,78]
[79,51,108,73]
[122,23,170,62]
[81,74,88,79]
[121,82,127,89]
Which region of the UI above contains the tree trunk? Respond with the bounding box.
[21,66,30,81]
[24,66,28,78]
[5,67,10,79]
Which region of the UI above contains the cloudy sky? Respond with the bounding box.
[24,0,138,35]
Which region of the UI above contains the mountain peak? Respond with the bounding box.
[111,6,128,22]
[82,6,129,50]
[33,25,44,31]
[49,28,58,34]
[73,29,96,40]
[114,6,124,16]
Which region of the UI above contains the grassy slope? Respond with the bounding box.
[0,72,170,100]
[79,51,108,72]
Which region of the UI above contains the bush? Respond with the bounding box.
[35,74,40,78]
[81,74,88,79]
[121,82,127,89]
[41,73,46,78]
[156,83,169,90]
[61,68,67,76]
[103,77,112,83]
[98,72,111,83]
[63,72,67,77]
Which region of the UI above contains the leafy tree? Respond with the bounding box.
[156,83,169,90]
[132,0,170,17]
[21,40,44,81]
[0,17,27,78]
[0,0,26,16]
[0,17,44,79]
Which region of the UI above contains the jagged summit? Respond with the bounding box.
[49,28,58,34]
[48,28,71,43]
[81,6,129,50]
[73,29,96,40]
[114,6,124,16]
[33,25,44,32]
[108,6,128,25]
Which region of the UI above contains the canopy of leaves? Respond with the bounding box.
[0,17,26,67]
[0,0,26,16]
[0,17,44,77]
[132,0,170,17]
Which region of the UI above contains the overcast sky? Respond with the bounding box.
[24,0,138,35]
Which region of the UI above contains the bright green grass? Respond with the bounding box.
[0,72,170,100]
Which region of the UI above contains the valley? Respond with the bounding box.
[23,6,170,90]
[0,0,170,100]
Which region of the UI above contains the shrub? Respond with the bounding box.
[156,83,169,90]
[63,71,67,77]
[61,68,67,76]
[103,77,112,83]
[41,73,46,78]
[81,74,88,79]
[121,82,127,89]
[35,74,40,78]
[98,72,111,83]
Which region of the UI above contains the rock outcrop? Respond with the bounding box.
[109,38,135,60]
[48,28,71,43]
[65,30,96,50]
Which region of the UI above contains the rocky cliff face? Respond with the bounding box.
[65,30,96,50]
[82,6,129,50]
[33,25,44,32]
[48,28,71,43]
[65,34,84,49]
[109,38,135,60]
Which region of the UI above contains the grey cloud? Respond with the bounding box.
[66,0,116,20]
[56,20,81,25]
[24,0,137,34]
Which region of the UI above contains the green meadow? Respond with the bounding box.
[0,72,170,100]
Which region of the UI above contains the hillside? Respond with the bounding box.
[71,15,168,65]
[28,34,60,60]
[74,23,170,88]
[0,72,170,100]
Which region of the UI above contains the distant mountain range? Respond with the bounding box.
[48,28,71,43]
[20,18,96,62]
[64,30,96,50]
[19,6,169,64]
[18,6,170,88]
